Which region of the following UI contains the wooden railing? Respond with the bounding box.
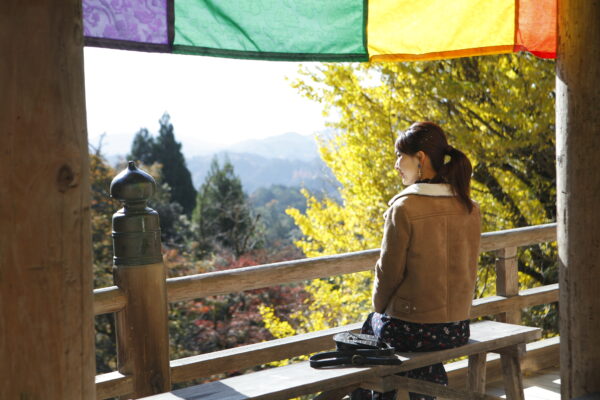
[94,223,558,399]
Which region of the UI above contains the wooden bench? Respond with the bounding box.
[142,321,541,400]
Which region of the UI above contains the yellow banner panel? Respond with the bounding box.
[368,0,515,58]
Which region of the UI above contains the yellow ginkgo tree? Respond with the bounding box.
[261,53,558,337]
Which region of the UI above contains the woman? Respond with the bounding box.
[355,122,481,400]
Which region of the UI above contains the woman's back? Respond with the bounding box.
[374,183,481,323]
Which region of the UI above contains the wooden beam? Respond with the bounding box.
[166,249,380,303]
[470,284,558,318]
[556,0,600,398]
[479,223,556,253]
[0,1,95,399]
[170,323,362,383]
[96,372,135,400]
[94,286,127,315]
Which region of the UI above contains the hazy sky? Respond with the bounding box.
[84,48,328,158]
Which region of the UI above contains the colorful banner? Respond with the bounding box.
[82,0,556,61]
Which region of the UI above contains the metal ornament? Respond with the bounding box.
[110,161,163,267]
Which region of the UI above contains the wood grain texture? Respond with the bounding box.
[0,1,95,399]
[470,284,558,318]
[145,363,377,400]
[94,285,127,315]
[139,322,540,400]
[96,372,134,400]
[500,346,525,400]
[468,353,488,394]
[495,247,521,325]
[556,1,600,398]
[479,224,556,253]
[166,249,379,303]
[171,323,362,383]
[114,262,171,397]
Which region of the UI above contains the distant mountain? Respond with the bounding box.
[187,151,340,195]
[226,132,319,161]
[108,131,340,196]
[186,131,320,161]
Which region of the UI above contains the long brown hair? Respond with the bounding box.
[395,122,474,213]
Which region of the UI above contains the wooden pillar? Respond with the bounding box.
[556,0,600,398]
[0,1,95,399]
[111,162,171,397]
[495,247,521,324]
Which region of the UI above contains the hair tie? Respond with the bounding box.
[446,145,454,154]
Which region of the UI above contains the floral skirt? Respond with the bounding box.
[351,312,470,400]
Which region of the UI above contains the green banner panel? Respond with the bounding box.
[174,0,368,61]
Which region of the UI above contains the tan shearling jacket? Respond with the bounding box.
[372,183,481,323]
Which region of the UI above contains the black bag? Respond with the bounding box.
[309,332,402,368]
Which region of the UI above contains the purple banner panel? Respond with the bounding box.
[83,0,168,44]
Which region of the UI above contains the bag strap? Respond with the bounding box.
[309,348,403,368]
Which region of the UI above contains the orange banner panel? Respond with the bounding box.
[515,0,557,58]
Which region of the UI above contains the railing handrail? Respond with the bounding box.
[93,222,557,315]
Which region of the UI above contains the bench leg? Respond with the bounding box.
[500,346,525,400]
[468,352,487,394]
[394,388,410,400]
[314,385,359,400]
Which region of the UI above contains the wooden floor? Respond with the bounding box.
[486,368,560,399]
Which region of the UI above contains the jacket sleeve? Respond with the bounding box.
[372,203,411,313]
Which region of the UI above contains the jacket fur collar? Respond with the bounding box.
[388,183,455,206]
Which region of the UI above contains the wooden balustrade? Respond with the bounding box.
[93,223,557,315]
[94,222,558,399]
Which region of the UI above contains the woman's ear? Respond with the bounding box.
[416,150,426,165]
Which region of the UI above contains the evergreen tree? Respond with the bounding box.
[192,157,261,257]
[128,128,155,165]
[250,185,307,246]
[154,113,197,215]
[127,114,197,215]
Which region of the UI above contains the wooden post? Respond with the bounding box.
[111,162,171,397]
[495,247,525,399]
[495,247,520,324]
[0,1,95,399]
[556,0,600,398]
